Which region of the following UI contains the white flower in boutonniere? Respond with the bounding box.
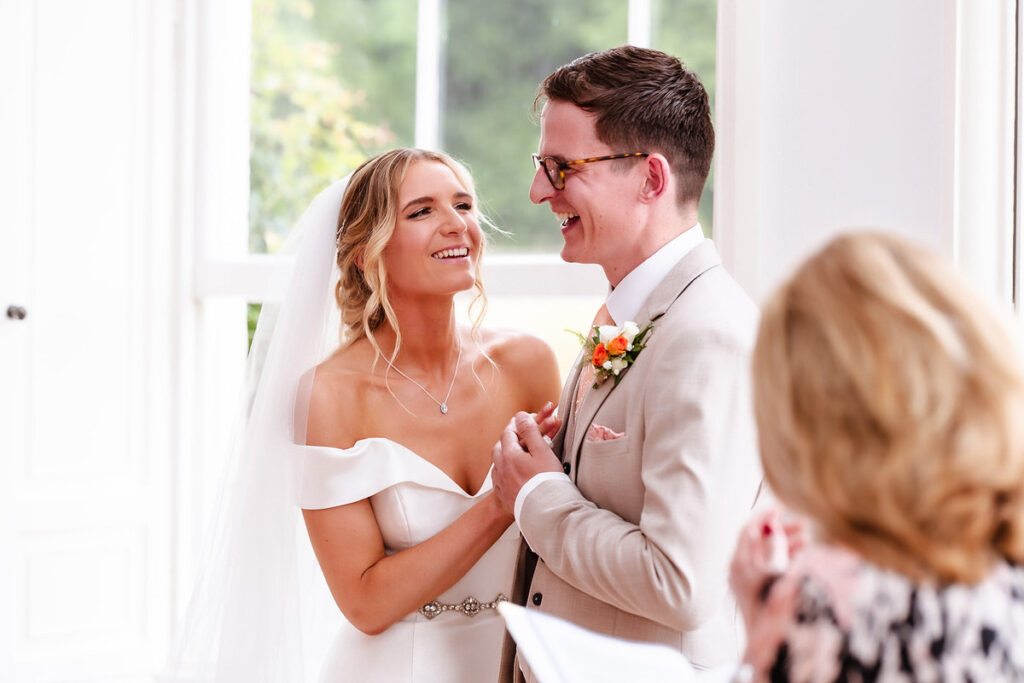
[569,320,654,388]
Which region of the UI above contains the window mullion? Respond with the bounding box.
[627,0,652,47]
[415,0,443,149]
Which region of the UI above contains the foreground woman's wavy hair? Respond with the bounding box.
[753,231,1024,583]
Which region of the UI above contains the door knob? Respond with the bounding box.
[6,305,27,320]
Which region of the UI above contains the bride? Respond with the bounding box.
[165,148,561,682]
[304,148,561,680]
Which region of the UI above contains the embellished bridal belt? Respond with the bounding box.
[418,593,508,620]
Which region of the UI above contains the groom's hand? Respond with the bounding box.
[491,411,563,513]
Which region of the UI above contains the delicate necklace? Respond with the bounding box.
[384,337,462,415]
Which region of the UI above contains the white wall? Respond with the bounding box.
[0,0,179,679]
[715,0,1016,307]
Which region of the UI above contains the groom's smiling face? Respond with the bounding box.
[529,101,643,277]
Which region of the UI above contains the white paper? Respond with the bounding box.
[498,602,745,683]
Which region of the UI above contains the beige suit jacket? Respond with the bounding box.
[499,241,762,682]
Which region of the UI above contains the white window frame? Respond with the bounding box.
[192,0,664,305]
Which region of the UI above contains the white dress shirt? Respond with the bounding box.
[513,224,707,522]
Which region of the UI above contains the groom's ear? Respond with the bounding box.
[639,154,670,203]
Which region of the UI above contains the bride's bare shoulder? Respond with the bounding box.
[475,326,552,362]
[311,340,372,387]
[474,326,562,405]
[306,341,377,446]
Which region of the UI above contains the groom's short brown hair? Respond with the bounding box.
[537,45,714,208]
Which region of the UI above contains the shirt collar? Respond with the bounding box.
[605,223,706,325]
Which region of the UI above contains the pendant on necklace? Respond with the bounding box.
[440,403,448,415]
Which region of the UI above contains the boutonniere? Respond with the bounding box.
[570,320,654,388]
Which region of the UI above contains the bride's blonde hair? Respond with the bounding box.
[335,148,488,363]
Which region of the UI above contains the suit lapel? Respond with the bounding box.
[565,241,724,473]
[568,369,617,470]
[551,346,585,463]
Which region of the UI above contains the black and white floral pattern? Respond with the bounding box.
[760,545,1024,682]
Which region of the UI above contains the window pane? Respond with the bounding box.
[441,1,628,253]
[249,0,416,254]
[652,0,717,235]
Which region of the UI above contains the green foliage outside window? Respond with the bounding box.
[247,303,262,350]
[249,0,404,253]
[653,0,718,231]
[440,0,627,250]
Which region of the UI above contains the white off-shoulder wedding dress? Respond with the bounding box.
[300,438,520,683]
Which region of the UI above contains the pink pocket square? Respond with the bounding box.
[587,424,625,441]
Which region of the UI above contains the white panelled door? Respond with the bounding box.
[0,1,176,681]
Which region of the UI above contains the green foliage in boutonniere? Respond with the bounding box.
[569,320,654,388]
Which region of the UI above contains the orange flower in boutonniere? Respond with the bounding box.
[605,335,628,356]
[570,320,654,388]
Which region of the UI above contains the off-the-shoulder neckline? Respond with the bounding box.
[305,437,494,497]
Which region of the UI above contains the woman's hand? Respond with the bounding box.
[729,507,808,622]
[505,401,561,447]
[533,401,561,440]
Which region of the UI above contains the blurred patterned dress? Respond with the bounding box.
[745,544,1024,682]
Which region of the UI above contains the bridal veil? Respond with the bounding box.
[163,176,351,682]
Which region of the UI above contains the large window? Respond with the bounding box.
[245,0,718,370]
[249,0,717,256]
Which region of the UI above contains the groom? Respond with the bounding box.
[492,46,761,682]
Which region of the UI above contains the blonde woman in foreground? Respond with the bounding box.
[731,232,1024,681]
